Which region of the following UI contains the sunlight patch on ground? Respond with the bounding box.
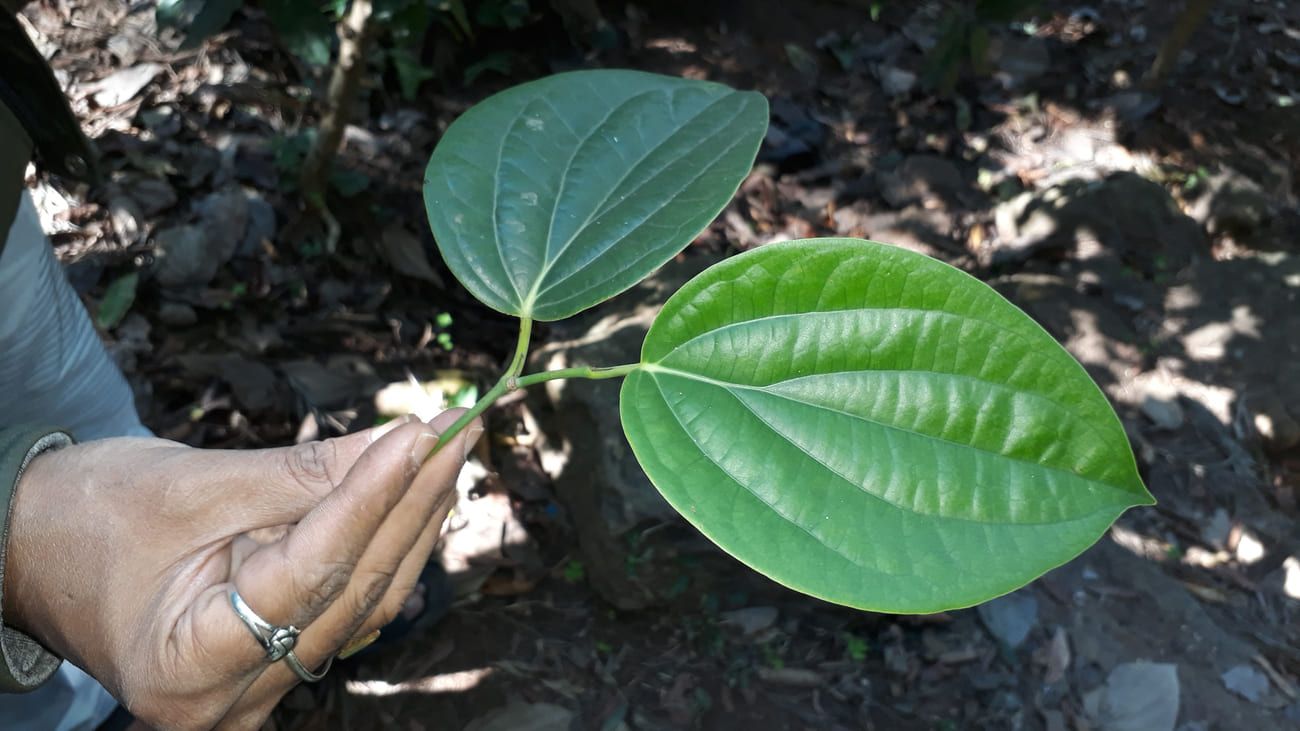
[345,667,494,697]
[1284,557,1300,601]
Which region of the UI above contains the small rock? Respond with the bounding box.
[878,154,970,210]
[158,302,198,327]
[877,65,917,97]
[153,225,215,287]
[196,186,250,265]
[1221,664,1269,703]
[1140,395,1185,431]
[126,176,178,217]
[720,607,779,637]
[977,591,1038,649]
[1084,661,1179,731]
[107,193,145,246]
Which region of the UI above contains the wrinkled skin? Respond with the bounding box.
[4,410,479,730]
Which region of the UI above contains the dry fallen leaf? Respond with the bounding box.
[89,63,162,106]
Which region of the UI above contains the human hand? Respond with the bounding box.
[2,410,479,729]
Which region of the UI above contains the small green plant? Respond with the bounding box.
[843,632,869,662]
[562,559,585,583]
[420,70,1152,613]
[760,641,785,669]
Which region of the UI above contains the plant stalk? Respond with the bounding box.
[423,318,636,461]
[299,0,378,251]
[514,363,638,388]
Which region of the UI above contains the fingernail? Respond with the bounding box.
[370,414,417,444]
[461,426,484,461]
[410,431,439,471]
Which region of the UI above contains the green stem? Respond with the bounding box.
[504,317,532,380]
[426,376,508,458]
[423,317,638,461]
[514,363,639,388]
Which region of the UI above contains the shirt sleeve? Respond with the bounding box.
[0,426,71,693]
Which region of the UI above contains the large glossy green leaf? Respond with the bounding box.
[620,238,1153,613]
[423,70,768,321]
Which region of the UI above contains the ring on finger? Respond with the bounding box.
[228,589,333,683]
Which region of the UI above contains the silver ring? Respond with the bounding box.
[228,589,332,683]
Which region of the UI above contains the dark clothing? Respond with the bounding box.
[0,11,97,185]
[0,8,89,693]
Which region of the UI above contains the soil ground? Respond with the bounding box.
[14,0,1300,728]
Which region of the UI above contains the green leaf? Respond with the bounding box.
[461,50,518,85]
[263,0,334,66]
[329,167,371,197]
[423,69,769,321]
[390,46,435,100]
[620,238,1152,613]
[95,271,138,330]
[156,0,241,50]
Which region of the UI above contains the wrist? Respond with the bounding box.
[0,426,71,690]
[1,430,71,640]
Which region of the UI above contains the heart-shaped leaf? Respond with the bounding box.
[423,69,768,321]
[620,238,1153,613]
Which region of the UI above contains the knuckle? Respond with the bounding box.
[292,559,352,617]
[282,440,340,495]
[351,567,398,616]
[370,592,406,629]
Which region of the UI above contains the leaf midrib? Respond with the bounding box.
[523,90,742,311]
[644,372,1121,577]
[529,89,658,305]
[649,305,1117,453]
[645,366,1140,516]
[532,124,755,311]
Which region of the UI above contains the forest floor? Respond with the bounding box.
[16,0,1300,728]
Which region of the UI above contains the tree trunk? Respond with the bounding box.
[1145,0,1214,87]
[299,0,377,248]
